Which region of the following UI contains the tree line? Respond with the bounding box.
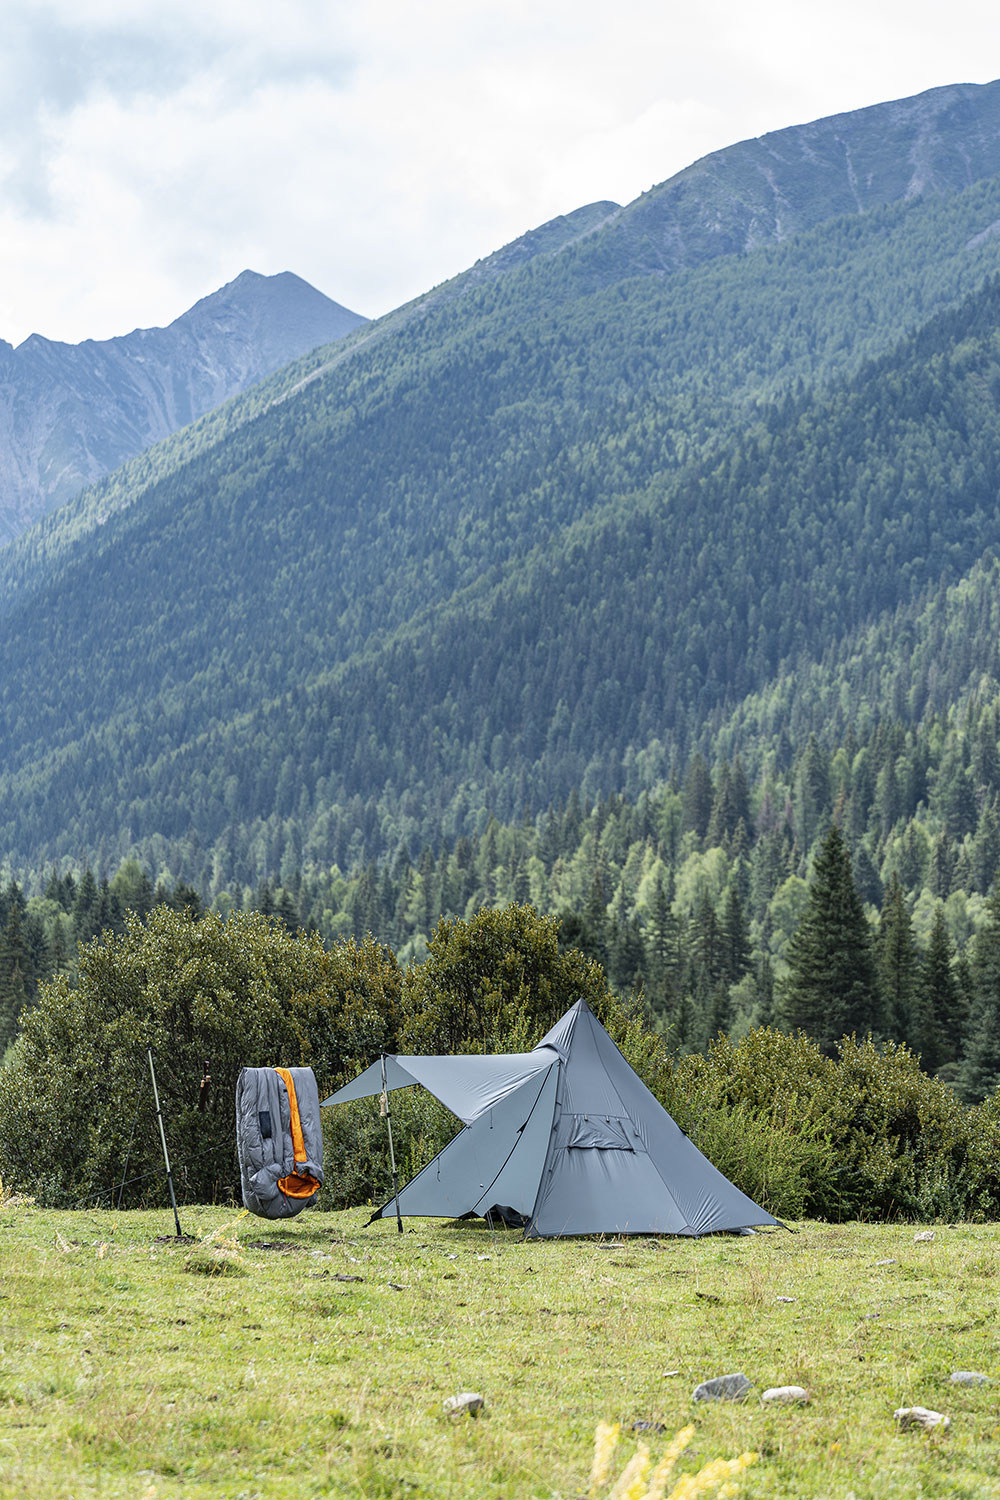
[3,897,1000,1225]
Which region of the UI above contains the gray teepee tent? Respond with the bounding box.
[321,999,779,1237]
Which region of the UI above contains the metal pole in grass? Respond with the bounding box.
[380,1053,403,1234]
[148,1048,183,1238]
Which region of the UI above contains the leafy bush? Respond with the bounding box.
[669,1030,842,1219]
[666,1028,986,1222]
[399,903,613,1052]
[0,907,401,1206]
[828,1036,971,1220]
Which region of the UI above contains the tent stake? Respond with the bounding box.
[148,1048,183,1238]
[381,1054,403,1234]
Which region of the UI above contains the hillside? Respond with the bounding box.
[2,80,1000,888]
[0,270,366,543]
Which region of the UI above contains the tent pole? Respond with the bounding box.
[147,1048,183,1238]
[381,1054,403,1234]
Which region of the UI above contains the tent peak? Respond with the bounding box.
[533,996,591,1060]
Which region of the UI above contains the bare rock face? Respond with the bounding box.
[0,271,366,545]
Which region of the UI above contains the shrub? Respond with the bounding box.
[665,1028,982,1222]
[669,1030,843,1219]
[0,907,401,1206]
[828,1036,972,1220]
[399,903,613,1053]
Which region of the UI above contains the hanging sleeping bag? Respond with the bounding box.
[236,1065,324,1219]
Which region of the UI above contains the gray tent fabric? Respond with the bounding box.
[321,1000,780,1237]
[236,1065,324,1219]
[324,1049,556,1125]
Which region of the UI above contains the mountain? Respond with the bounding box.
[0,270,366,543]
[3,80,1000,890]
[601,79,1000,274]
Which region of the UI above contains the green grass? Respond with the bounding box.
[1,1204,999,1498]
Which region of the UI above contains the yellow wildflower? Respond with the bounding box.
[643,1423,695,1500]
[588,1422,621,1499]
[608,1443,651,1500]
[665,1451,758,1500]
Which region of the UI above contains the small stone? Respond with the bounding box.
[693,1373,753,1402]
[444,1392,484,1417]
[632,1420,666,1433]
[761,1386,809,1404]
[913,1231,935,1243]
[950,1371,989,1386]
[775,1296,796,1303]
[661,1370,681,1377]
[894,1405,950,1431]
[874,1259,896,1266]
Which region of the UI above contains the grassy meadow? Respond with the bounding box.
[1,1202,999,1499]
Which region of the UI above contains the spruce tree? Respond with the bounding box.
[922,903,966,1072]
[681,754,714,841]
[958,885,1000,1102]
[779,823,883,1052]
[0,900,34,1052]
[877,874,921,1043]
[644,869,682,1024]
[720,885,751,986]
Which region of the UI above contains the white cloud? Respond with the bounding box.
[0,0,996,345]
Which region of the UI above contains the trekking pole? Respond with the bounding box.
[380,1054,403,1235]
[148,1048,183,1238]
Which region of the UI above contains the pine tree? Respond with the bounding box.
[681,754,714,842]
[928,833,954,899]
[72,868,100,941]
[720,884,751,986]
[779,823,883,1052]
[971,798,1000,895]
[877,874,921,1043]
[922,903,966,1072]
[644,869,682,1024]
[794,735,831,852]
[958,885,1000,1101]
[0,900,34,1052]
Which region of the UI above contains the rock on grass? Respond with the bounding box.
[894,1406,950,1431]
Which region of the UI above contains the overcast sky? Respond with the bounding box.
[0,0,996,346]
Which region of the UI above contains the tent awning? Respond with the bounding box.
[320,1047,560,1125]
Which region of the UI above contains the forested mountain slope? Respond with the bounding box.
[0,270,366,543]
[600,78,1000,276]
[3,82,1000,885]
